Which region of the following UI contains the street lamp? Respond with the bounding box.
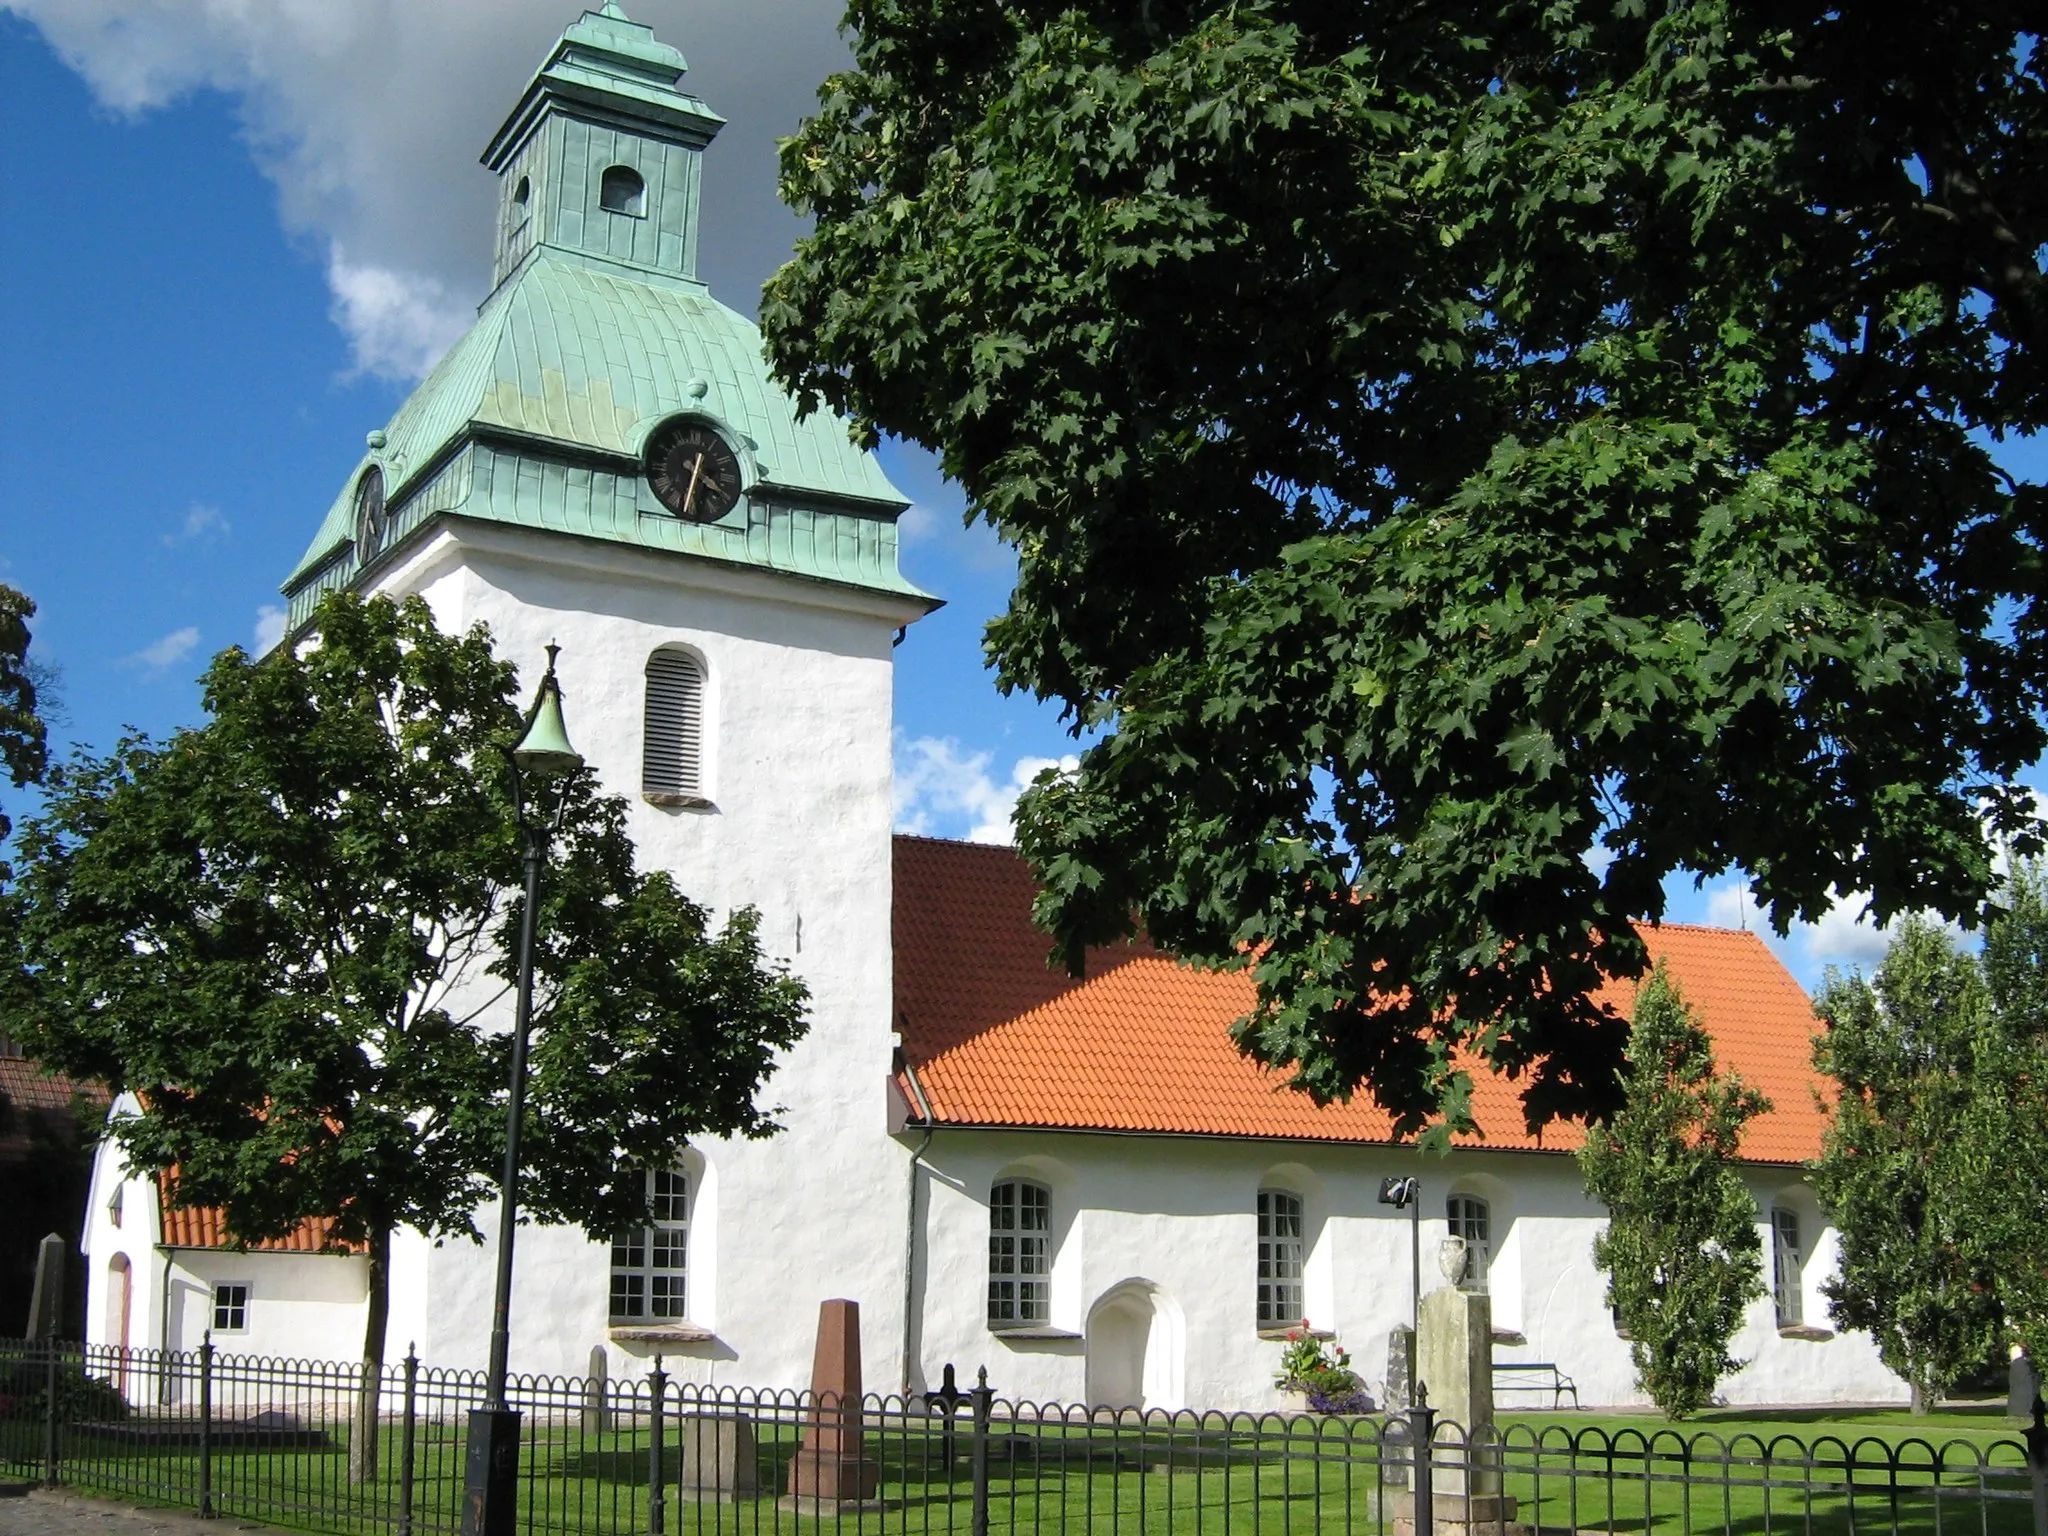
[463,645,582,1536]
[1376,1179,1425,1343]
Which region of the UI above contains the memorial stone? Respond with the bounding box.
[1394,1284,1526,1536]
[26,1234,64,1340]
[680,1413,758,1500]
[782,1298,882,1509]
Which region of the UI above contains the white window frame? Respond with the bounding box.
[988,1180,1050,1329]
[211,1281,250,1334]
[1256,1189,1306,1328]
[1772,1207,1804,1327]
[1447,1193,1492,1295]
[611,1168,689,1322]
[643,649,707,804]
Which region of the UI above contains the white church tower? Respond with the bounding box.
[273,3,938,1386]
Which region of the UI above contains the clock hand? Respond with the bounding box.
[682,452,705,515]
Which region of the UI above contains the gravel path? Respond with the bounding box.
[0,1488,275,1535]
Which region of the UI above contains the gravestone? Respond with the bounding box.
[1385,1324,1416,1413]
[582,1346,609,1435]
[26,1234,65,1340]
[679,1413,758,1500]
[781,1299,882,1510]
[1394,1282,1527,1536]
[2010,1351,2040,1419]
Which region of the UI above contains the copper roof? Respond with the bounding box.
[893,836,1827,1165]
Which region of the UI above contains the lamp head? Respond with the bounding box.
[1378,1175,1417,1209]
[512,645,582,778]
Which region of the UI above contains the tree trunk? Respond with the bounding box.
[348,1227,392,1484]
[1909,1377,1931,1417]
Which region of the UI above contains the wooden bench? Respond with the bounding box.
[1492,1361,1580,1408]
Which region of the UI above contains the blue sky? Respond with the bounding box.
[0,2,1954,989]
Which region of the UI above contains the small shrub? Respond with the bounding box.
[4,1364,131,1423]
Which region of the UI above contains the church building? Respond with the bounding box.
[81,4,1909,1413]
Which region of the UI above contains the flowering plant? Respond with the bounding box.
[1274,1319,1350,1385]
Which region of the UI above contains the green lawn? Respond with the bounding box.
[3,1404,2035,1536]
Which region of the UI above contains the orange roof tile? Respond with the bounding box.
[893,837,1828,1165]
[156,1173,365,1254]
[0,1056,108,1162]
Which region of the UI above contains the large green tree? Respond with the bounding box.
[765,1,2048,1132]
[13,593,808,1470]
[1955,872,2048,1373]
[1811,918,2006,1413]
[1578,966,1768,1419]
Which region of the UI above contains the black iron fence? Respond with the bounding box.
[3,1337,2044,1536]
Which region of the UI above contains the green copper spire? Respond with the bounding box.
[280,7,935,631]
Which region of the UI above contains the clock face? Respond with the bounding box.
[645,419,743,522]
[353,466,386,564]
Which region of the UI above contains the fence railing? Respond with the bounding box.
[3,1337,2044,1536]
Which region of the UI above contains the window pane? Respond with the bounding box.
[990,1181,1051,1326]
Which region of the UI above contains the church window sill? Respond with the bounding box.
[609,1321,718,1346]
[643,792,716,811]
[990,1326,1082,1343]
[1778,1325,1834,1342]
[1257,1328,1335,1341]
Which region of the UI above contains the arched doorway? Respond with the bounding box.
[105,1254,132,1395]
[1084,1280,1185,1411]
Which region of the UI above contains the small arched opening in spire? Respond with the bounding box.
[600,165,646,216]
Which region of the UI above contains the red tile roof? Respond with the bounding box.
[155,1173,365,1254]
[893,836,1828,1165]
[0,1056,108,1161]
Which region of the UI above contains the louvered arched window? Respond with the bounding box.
[643,649,706,802]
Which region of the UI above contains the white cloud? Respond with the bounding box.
[253,604,287,655]
[123,626,200,674]
[162,503,229,546]
[1698,877,1912,977]
[326,248,468,381]
[898,500,1014,573]
[894,735,1079,845]
[5,0,852,380]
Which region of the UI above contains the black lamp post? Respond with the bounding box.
[1377,1174,1421,1342]
[463,645,582,1536]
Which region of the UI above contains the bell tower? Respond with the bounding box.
[482,1,725,290]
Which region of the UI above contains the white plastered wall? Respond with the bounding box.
[908,1131,1910,1411]
[363,520,923,1388]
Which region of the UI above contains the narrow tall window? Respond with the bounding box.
[988,1180,1050,1327]
[1256,1189,1305,1327]
[600,165,646,215]
[643,650,705,801]
[1772,1207,1804,1327]
[611,1168,689,1321]
[212,1283,249,1333]
[1447,1194,1492,1294]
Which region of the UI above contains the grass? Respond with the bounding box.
[2,1403,2036,1536]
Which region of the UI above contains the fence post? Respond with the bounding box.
[2026,1389,2047,1536]
[1409,1383,1435,1536]
[197,1332,215,1520]
[40,1336,59,1486]
[647,1356,667,1536]
[970,1367,992,1536]
[397,1346,418,1536]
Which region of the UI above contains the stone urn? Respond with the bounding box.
[1438,1236,1471,1286]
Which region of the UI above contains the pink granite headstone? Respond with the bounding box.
[786,1298,881,1504]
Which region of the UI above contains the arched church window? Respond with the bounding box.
[988,1180,1050,1328]
[600,165,646,216]
[611,1166,690,1321]
[1256,1189,1304,1327]
[643,649,705,803]
[1446,1193,1491,1294]
[353,466,386,566]
[1771,1206,1804,1327]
